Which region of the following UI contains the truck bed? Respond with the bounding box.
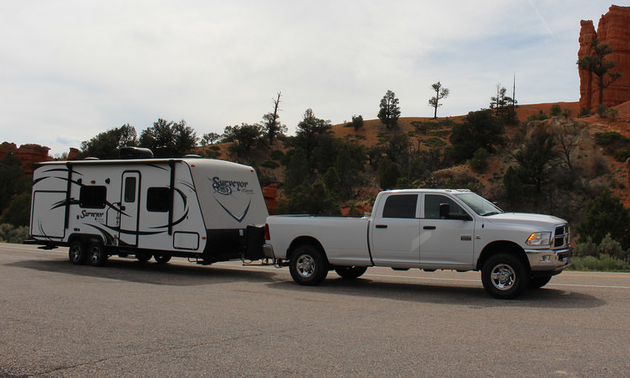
[265,215,372,266]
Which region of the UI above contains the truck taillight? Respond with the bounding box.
[264,224,270,240]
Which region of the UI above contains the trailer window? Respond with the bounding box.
[382,194,417,219]
[124,177,136,203]
[80,186,107,209]
[147,187,171,212]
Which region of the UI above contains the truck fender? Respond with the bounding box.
[476,240,530,272]
[287,236,330,266]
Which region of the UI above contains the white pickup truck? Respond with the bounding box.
[263,189,572,299]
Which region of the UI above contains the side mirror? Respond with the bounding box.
[439,203,450,219]
[439,203,473,221]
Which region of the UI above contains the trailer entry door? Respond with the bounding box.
[119,171,140,246]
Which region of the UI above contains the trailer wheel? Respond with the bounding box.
[289,245,328,286]
[334,266,368,279]
[87,242,108,267]
[68,241,87,265]
[154,254,172,264]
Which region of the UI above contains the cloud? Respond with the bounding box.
[0,0,616,155]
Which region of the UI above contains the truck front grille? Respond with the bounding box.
[553,225,570,248]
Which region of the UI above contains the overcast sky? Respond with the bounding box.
[0,0,617,156]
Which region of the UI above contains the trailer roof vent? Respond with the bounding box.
[119,147,154,159]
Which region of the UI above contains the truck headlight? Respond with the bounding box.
[526,232,552,246]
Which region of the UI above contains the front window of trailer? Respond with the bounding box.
[454,192,503,216]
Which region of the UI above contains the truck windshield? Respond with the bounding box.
[453,192,503,216]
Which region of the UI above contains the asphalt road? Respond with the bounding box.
[1,243,630,377]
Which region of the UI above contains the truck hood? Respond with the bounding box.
[484,212,567,228]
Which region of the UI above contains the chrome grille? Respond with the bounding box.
[553,225,570,248]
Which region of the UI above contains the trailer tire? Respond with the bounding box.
[87,242,108,267]
[68,241,87,265]
[481,253,529,299]
[334,266,368,279]
[289,245,328,286]
[154,254,171,264]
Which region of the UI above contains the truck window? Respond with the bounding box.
[382,194,417,219]
[424,194,467,219]
[147,187,171,212]
[79,186,107,209]
[124,177,137,203]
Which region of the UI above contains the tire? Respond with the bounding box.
[289,245,328,286]
[529,276,552,290]
[87,242,108,267]
[136,253,152,262]
[154,254,172,264]
[68,241,87,265]
[481,253,529,299]
[334,266,368,279]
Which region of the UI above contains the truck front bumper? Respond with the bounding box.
[525,247,572,275]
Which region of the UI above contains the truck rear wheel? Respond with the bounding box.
[87,242,108,267]
[334,266,368,279]
[136,253,152,262]
[289,245,328,286]
[154,254,172,264]
[68,241,87,265]
[481,253,529,299]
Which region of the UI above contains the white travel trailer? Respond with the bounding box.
[29,150,269,266]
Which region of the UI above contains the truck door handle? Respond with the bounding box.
[423,226,436,230]
[375,225,388,229]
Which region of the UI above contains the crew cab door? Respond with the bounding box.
[369,193,421,267]
[419,194,476,269]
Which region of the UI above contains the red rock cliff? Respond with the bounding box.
[579,5,630,111]
[0,142,51,175]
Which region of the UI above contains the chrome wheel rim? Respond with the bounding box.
[296,255,315,278]
[69,245,82,261]
[490,264,516,291]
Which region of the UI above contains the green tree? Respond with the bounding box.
[0,153,26,216]
[577,38,622,106]
[378,90,401,129]
[139,119,198,157]
[511,131,557,193]
[449,109,505,163]
[293,109,333,168]
[80,124,137,159]
[200,132,221,146]
[490,84,518,124]
[222,123,265,158]
[578,189,630,250]
[0,192,31,226]
[283,147,309,194]
[428,81,449,119]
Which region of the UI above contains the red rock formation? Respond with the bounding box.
[0,142,51,175]
[262,183,279,214]
[579,5,630,111]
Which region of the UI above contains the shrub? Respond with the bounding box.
[0,224,29,244]
[569,255,630,272]
[261,160,280,169]
[470,148,489,173]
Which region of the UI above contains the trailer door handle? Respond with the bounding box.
[423,226,436,230]
[375,224,388,229]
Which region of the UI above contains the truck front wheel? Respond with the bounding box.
[481,253,529,299]
[335,266,368,279]
[289,245,328,286]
